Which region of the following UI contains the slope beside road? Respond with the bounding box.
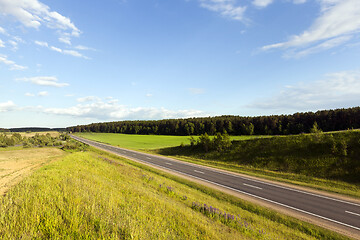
[72,135,360,239]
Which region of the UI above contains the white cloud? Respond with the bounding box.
[35,40,89,58]
[288,35,352,58]
[261,0,360,57]
[0,26,5,34]
[38,91,49,96]
[75,45,96,51]
[0,0,80,39]
[59,36,71,45]
[63,50,83,58]
[0,39,4,47]
[77,96,101,103]
[199,0,247,22]
[146,93,153,97]
[25,92,35,97]
[8,40,18,50]
[0,101,16,112]
[248,70,360,111]
[293,0,306,4]
[252,0,273,8]
[34,40,48,47]
[0,54,27,70]
[16,76,69,87]
[50,46,62,53]
[42,97,206,120]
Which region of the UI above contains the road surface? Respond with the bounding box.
[72,135,360,238]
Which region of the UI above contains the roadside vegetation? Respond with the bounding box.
[77,131,360,198]
[156,130,360,198]
[0,145,348,239]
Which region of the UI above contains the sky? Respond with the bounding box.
[1,0,360,128]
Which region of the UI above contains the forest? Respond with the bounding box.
[67,106,360,136]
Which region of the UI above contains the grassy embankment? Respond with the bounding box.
[76,131,360,198]
[0,146,348,239]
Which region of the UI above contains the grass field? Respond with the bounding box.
[4,131,60,138]
[0,148,66,195]
[75,132,267,150]
[0,147,347,239]
[76,132,360,199]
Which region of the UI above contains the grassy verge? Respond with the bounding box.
[0,148,348,239]
[75,132,268,150]
[76,131,360,199]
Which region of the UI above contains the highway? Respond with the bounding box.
[72,135,360,237]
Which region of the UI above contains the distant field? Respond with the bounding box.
[4,131,60,138]
[0,148,346,239]
[75,133,268,150]
[0,148,65,195]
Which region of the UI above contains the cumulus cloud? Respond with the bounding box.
[199,0,247,22]
[248,70,360,111]
[0,0,80,39]
[0,54,27,70]
[16,76,69,87]
[0,39,4,47]
[261,0,360,57]
[0,101,16,112]
[42,97,206,120]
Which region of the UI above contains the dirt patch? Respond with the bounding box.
[0,148,65,195]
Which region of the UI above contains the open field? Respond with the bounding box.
[15,131,60,138]
[0,147,347,239]
[77,131,360,199]
[0,148,66,195]
[75,132,268,150]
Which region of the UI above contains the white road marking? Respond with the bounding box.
[146,157,152,160]
[243,183,262,190]
[165,162,172,165]
[346,211,360,217]
[194,170,204,174]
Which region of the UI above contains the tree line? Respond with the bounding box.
[67,106,360,136]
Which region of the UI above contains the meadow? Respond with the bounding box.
[76,131,360,198]
[75,132,268,150]
[0,146,347,239]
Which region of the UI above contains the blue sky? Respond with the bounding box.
[1,0,360,128]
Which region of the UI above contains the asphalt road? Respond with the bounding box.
[72,135,360,236]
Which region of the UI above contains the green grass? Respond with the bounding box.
[0,148,348,239]
[75,132,267,150]
[153,131,360,198]
[76,132,360,199]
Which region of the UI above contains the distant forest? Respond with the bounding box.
[67,107,360,136]
[1,127,66,132]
